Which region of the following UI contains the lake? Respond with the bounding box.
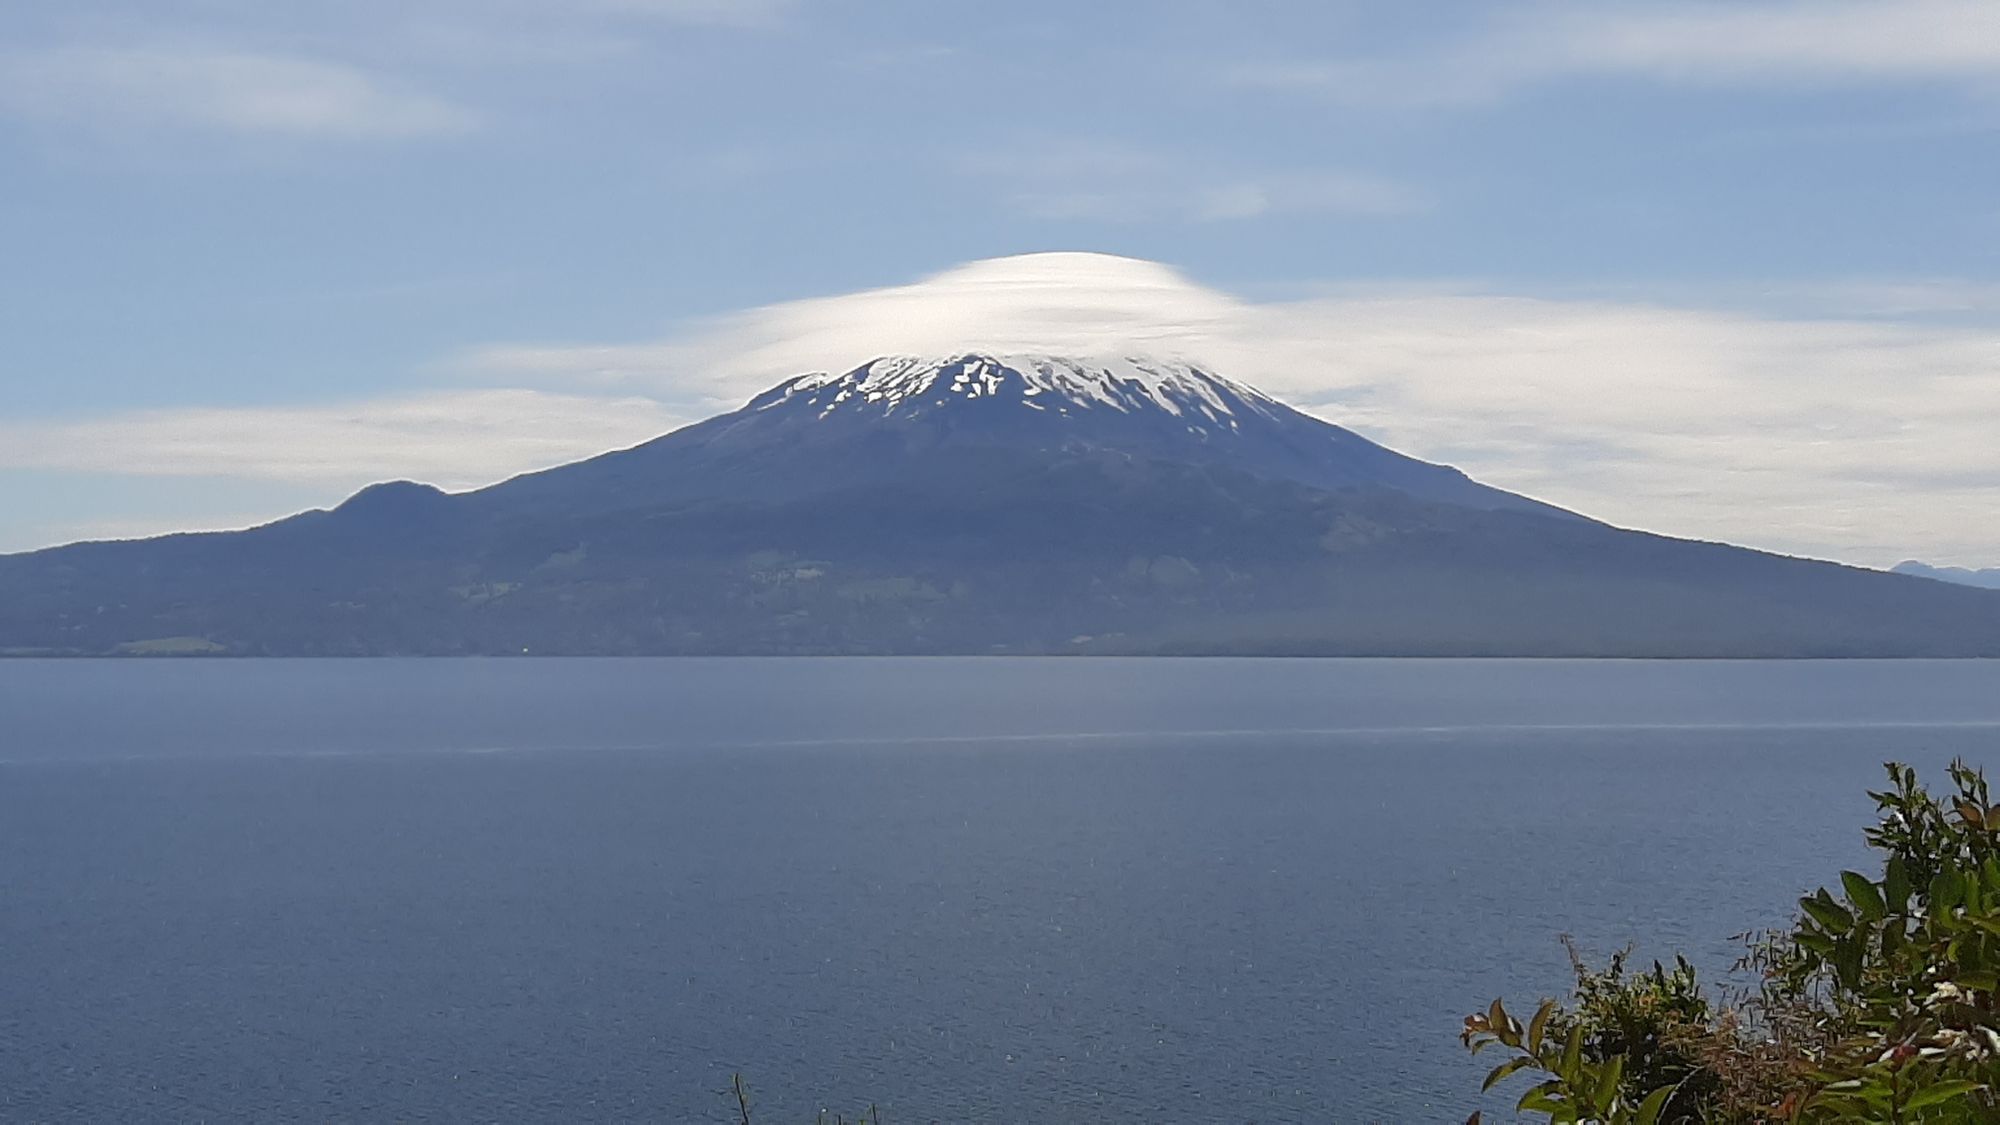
[4,658,1999,1121]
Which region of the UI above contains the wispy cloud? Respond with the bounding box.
[0,44,476,138]
[1228,0,2000,107]
[1018,172,1424,223]
[1784,279,2000,318]
[22,511,311,550]
[1189,173,1425,221]
[959,140,1425,223]
[0,0,807,143]
[0,390,685,488]
[458,252,2000,567]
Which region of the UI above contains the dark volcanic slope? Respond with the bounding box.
[4,354,1998,657]
[475,354,1576,521]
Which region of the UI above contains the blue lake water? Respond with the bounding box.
[4,657,2000,1122]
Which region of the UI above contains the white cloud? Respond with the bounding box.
[21,512,306,550]
[0,389,685,489]
[7,254,1996,566]
[0,45,476,138]
[459,252,2000,567]
[1556,0,2000,82]
[1228,0,2000,106]
[1785,279,2000,318]
[460,253,1245,399]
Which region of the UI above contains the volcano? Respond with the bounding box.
[5,354,1999,657]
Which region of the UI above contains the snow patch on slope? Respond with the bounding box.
[773,354,1285,425]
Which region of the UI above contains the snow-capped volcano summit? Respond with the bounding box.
[650,351,1573,520]
[764,354,1282,431]
[475,351,1572,520]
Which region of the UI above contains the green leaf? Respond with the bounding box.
[1591,1055,1624,1114]
[1559,1026,1581,1081]
[1933,869,1966,912]
[1801,893,1855,934]
[1527,1000,1553,1056]
[1885,856,1912,913]
[1843,870,1887,921]
[1487,998,1519,1048]
[1517,1081,1566,1114]
[1958,969,1999,992]
[1903,1079,1982,1111]
[1632,1083,1676,1125]
[1833,935,1865,989]
[1483,1057,1534,1092]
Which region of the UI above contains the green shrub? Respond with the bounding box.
[1465,761,2000,1123]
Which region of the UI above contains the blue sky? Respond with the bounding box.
[2,1,1998,564]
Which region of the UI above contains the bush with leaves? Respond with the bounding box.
[1465,760,2000,1123]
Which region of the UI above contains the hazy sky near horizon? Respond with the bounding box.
[2,0,1998,565]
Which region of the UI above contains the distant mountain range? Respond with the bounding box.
[1893,561,2000,591]
[6,353,2000,657]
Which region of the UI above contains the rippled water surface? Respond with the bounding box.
[5,658,2000,1121]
